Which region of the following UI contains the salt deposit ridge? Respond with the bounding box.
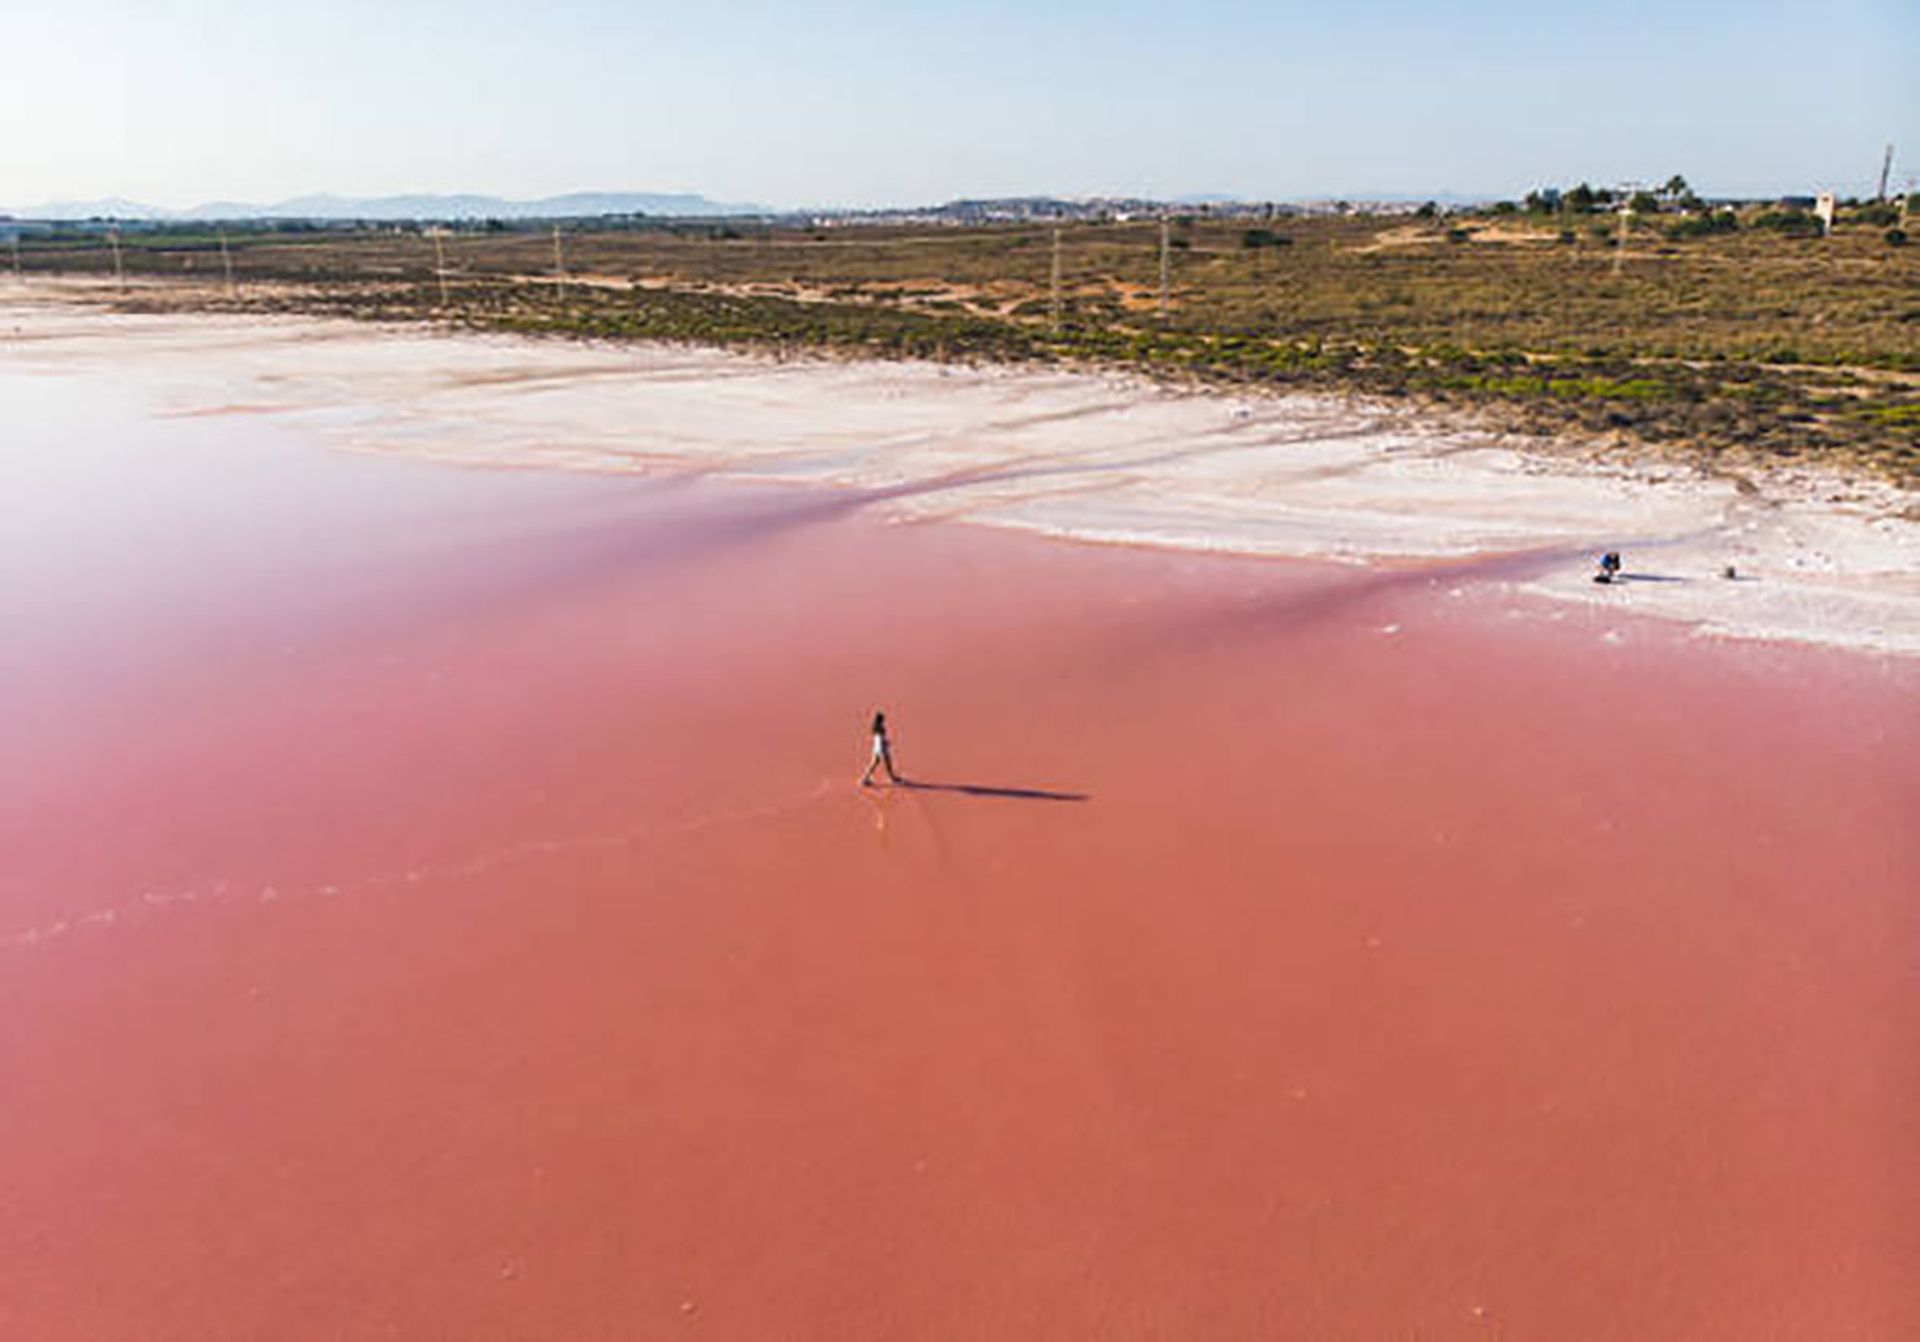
[7,297,1916,655]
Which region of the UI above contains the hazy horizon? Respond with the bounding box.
[4,1,1914,210]
[3,177,1904,223]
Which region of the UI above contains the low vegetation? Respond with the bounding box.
[12,194,1918,484]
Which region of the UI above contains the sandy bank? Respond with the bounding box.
[5,290,1917,655]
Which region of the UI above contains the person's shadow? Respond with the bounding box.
[887,776,1089,803]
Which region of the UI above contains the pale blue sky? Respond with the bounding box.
[3,0,1914,208]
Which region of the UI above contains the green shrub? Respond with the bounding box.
[1751,210,1823,238]
[1663,211,1738,240]
[1240,228,1293,249]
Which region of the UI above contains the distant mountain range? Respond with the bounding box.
[0,188,1517,227]
[0,191,768,222]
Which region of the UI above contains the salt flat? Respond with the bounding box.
[10,294,1916,656]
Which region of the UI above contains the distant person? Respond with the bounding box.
[1594,551,1622,584]
[861,710,902,787]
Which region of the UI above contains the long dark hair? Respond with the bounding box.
[871,710,887,735]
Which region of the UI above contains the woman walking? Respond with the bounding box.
[861,710,902,786]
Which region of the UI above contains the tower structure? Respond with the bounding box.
[1612,183,1637,277]
[1049,223,1062,333]
[1158,216,1171,319]
[429,227,450,308]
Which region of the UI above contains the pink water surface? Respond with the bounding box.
[2,366,1916,1338]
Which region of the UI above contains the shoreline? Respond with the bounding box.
[5,316,1916,1337]
[6,286,1918,657]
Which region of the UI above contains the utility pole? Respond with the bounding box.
[551,223,566,301]
[9,232,20,284]
[1878,143,1894,202]
[108,226,125,294]
[218,226,236,299]
[429,227,450,308]
[1612,184,1635,278]
[1158,215,1171,320]
[1048,223,1062,334]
